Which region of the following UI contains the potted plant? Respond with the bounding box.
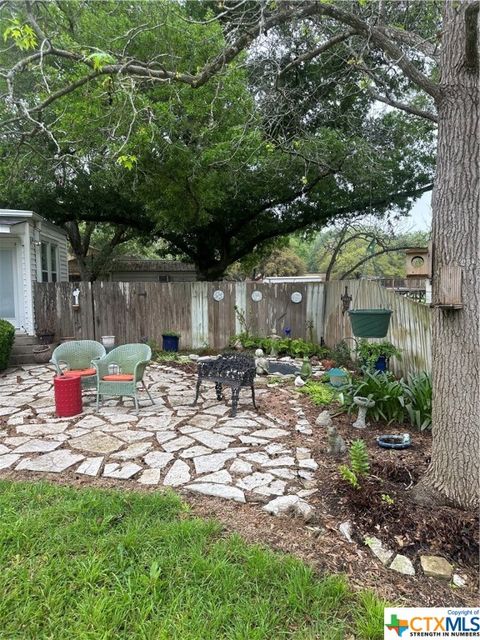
[356,339,401,372]
[32,345,52,364]
[162,331,180,352]
[36,327,55,345]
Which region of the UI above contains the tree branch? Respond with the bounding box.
[279,30,356,78]
[340,245,419,280]
[311,2,441,100]
[367,89,438,123]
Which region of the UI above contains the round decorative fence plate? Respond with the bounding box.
[213,290,224,301]
[291,292,303,303]
[251,290,263,302]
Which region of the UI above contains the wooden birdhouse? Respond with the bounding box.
[405,246,431,279]
[432,265,463,309]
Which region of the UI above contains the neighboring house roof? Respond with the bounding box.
[68,255,196,276]
[111,259,196,272]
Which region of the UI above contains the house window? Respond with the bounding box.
[50,244,58,282]
[40,242,59,282]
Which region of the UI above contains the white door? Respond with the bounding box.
[0,244,21,329]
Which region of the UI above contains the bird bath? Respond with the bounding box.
[352,396,375,429]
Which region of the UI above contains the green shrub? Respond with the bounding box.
[229,334,331,359]
[339,370,433,429]
[339,370,405,424]
[299,381,336,406]
[331,340,354,368]
[400,372,432,430]
[0,319,15,370]
[339,440,370,489]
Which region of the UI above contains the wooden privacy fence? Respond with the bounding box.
[34,279,431,376]
[34,281,326,351]
[323,280,431,376]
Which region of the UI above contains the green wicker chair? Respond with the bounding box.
[92,343,154,410]
[50,340,106,389]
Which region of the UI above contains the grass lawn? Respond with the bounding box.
[0,481,384,639]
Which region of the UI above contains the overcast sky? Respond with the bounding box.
[408,191,432,231]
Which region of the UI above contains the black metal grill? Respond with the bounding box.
[193,353,257,417]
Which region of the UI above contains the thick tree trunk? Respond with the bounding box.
[411,0,479,509]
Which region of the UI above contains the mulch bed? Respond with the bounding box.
[167,360,480,577]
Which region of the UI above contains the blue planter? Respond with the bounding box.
[162,335,179,352]
[374,356,388,372]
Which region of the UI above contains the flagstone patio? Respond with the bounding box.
[0,363,318,508]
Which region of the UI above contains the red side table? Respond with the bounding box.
[54,375,83,417]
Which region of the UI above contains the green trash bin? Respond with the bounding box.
[348,309,392,338]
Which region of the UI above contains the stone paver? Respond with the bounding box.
[0,362,319,511]
[69,432,124,454]
[76,456,104,477]
[103,462,142,479]
[143,451,174,469]
[194,452,237,474]
[187,483,246,503]
[17,450,85,473]
[390,554,416,576]
[0,453,22,470]
[163,460,191,486]
[138,468,161,485]
[420,555,453,580]
[162,436,194,453]
[14,439,62,453]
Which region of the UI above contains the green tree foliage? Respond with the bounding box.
[291,225,430,279]
[0,1,435,280]
[227,244,306,280]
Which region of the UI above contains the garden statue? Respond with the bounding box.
[300,357,312,380]
[315,410,332,428]
[255,348,270,375]
[352,396,375,429]
[326,425,347,457]
[294,375,306,387]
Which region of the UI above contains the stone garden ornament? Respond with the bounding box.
[326,425,347,457]
[315,410,333,428]
[352,396,375,429]
[254,348,270,375]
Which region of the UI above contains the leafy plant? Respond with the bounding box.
[162,331,180,338]
[3,18,38,50]
[331,340,354,368]
[339,439,370,489]
[0,319,15,370]
[400,372,432,430]
[229,334,331,359]
[339,370,405,424]
[356,340,401,370]
[234,305,250,337]
[298,381,336,406]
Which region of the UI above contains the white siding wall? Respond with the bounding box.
[29,219,68,334]
[38,222,68,282]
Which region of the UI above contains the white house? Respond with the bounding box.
[0,209,68,335]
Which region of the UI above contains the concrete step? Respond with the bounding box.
[9,335,48,366]
[9,353,42,366]
[13,334,39,346]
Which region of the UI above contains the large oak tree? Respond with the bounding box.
[0,1,433,279]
